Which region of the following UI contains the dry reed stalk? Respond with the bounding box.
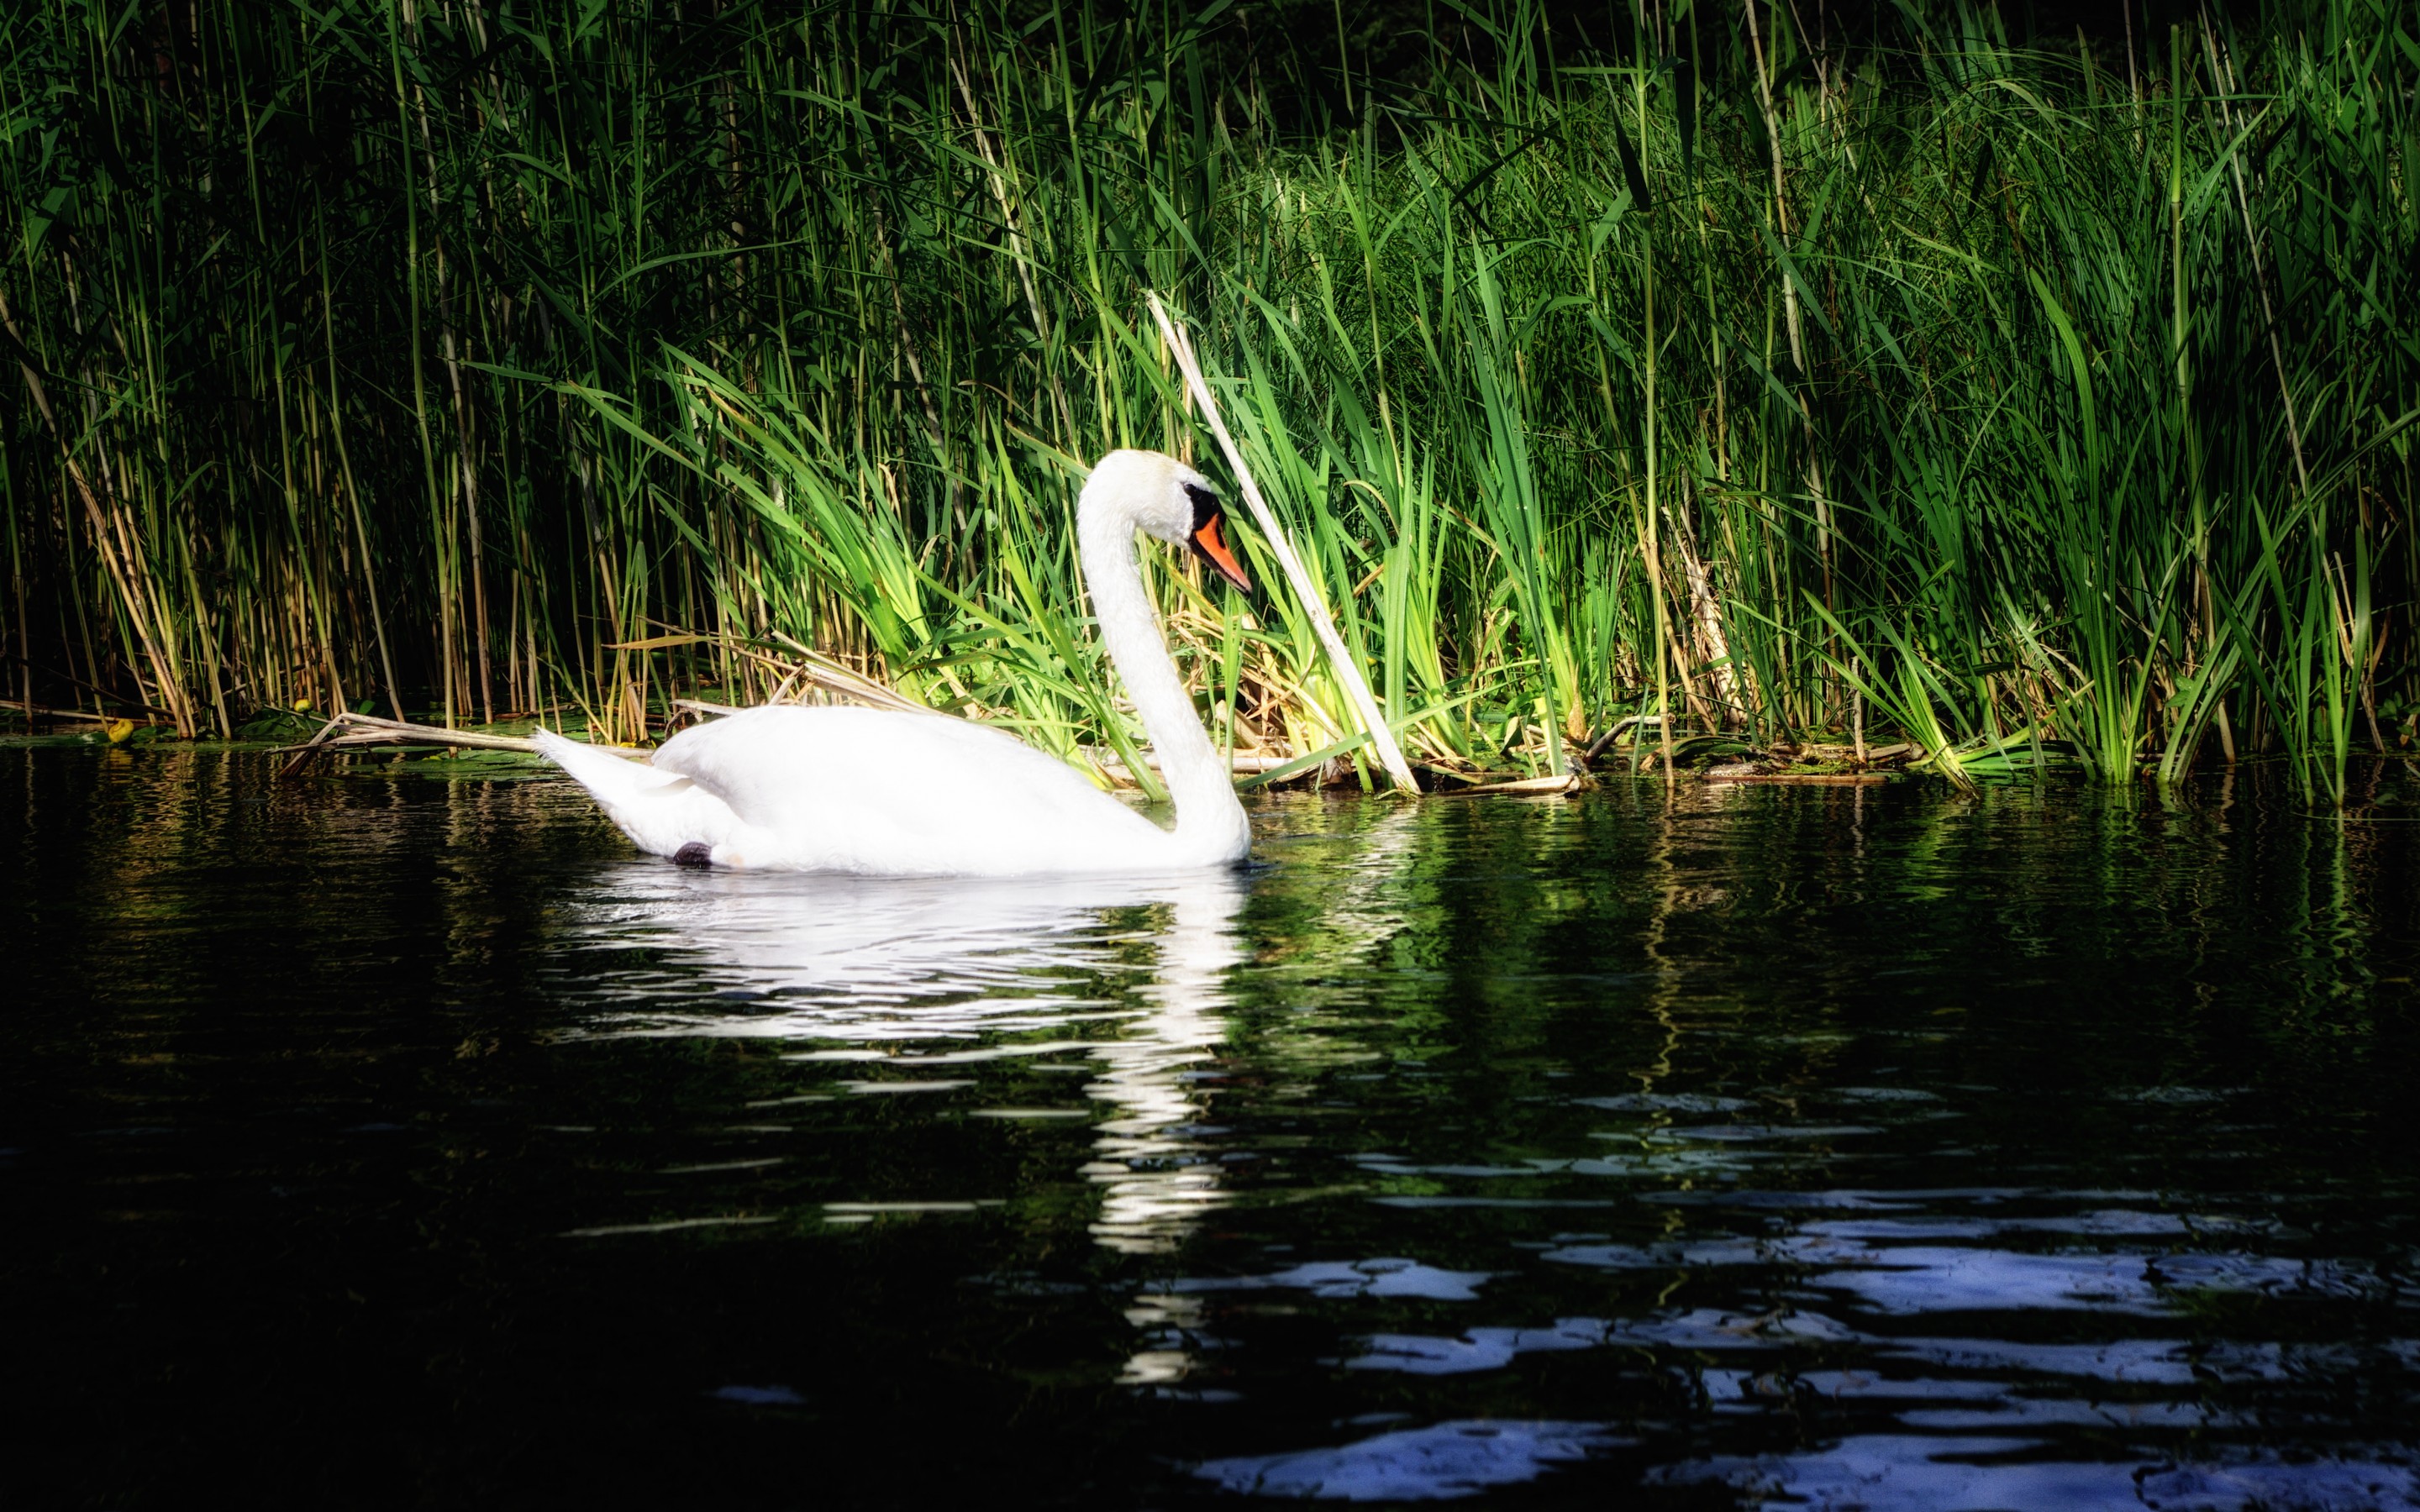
[1144,292,1421,795]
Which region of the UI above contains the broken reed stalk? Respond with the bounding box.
[276,711,542,777]
[1144,292,1422,795]
[10,706,171,726]
[1428,773,1582,796]
[609,630,937,719]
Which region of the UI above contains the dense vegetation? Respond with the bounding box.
[3,0,2413,798]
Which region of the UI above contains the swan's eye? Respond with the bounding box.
[1184,482,1221,533]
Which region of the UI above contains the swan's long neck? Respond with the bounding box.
[1079,496,1249,863]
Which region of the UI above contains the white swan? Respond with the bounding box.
[533,449,1255,876]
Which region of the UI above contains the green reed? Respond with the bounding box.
[1,0,2412,798]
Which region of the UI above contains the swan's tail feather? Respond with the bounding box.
[533,729,729,858]
[531,728,663,798]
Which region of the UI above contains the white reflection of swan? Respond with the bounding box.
[561,861,1246,1252]
[566,864,1162,1039]
[1084,870,1246,1254]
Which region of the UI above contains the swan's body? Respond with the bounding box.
[535,704,1235,875]
[534,450,1253,876]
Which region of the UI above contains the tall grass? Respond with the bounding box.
[1,0,2412,800]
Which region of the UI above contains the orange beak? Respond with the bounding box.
[1191,511,1252,593]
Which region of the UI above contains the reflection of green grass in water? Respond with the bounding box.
[2,3,2412,801]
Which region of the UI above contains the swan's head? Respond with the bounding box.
[1081,449,1252,593]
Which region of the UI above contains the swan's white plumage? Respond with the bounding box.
[534,710,1170,876]
[534,450,1252,876]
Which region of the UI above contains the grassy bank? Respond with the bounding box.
[3,0,2413,798]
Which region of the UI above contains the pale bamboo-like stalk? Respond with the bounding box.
[1144,291,1420,794]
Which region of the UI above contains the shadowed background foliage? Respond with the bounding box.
[2,0,2412,798]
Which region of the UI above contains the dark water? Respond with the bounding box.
[6,748,2420,1509]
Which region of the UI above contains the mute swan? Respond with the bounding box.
[533,449,1255,876]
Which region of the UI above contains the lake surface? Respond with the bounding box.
[5,746,2418,1509]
